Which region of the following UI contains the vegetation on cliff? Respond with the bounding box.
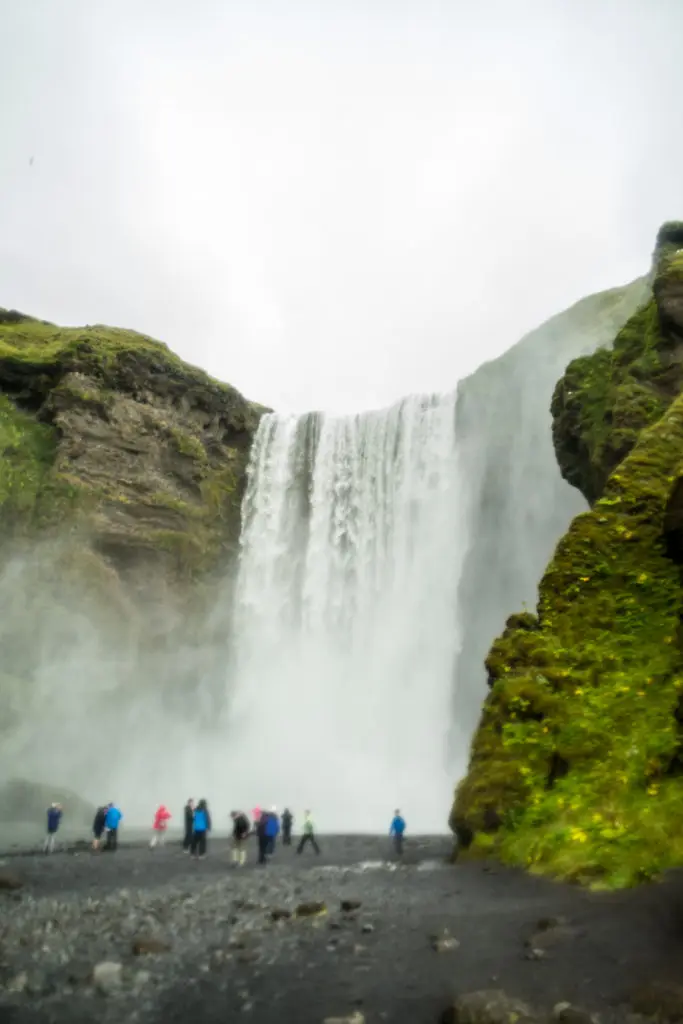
[453,224,683,887]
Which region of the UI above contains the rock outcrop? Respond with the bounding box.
[451,275,650,748]
[452,223,683,887]
[0,309,264,588]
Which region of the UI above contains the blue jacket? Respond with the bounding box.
[193,808,210,832]
[105,806,122,829]
[390,815,406,836]
[47,807,62,832]
[264,813,280,838]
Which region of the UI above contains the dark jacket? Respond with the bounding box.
[184,804,194,835]
[93,807,107,834]
[281,810,293,832]
[47,807,62,833]
[256,813,269,839]
[233,813,250,840]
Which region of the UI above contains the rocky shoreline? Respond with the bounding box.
[1,836,683,1024]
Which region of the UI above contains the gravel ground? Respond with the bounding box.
[1,835,683,1024]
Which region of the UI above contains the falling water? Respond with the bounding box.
[228,392,468,833]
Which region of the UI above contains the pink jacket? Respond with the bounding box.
[153,806,171,831]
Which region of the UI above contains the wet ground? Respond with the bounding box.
[1,834,683,1024]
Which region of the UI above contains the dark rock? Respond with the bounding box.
[132,936,173,955]
[629,980,683,1021]
[536,915,568,932]
[361,923,374,934]
[270,909,292,921]
[440,990,540,1024]
[341,899,362,913]
[552,1003,599,1024]
[236,950,261,965]
[295,901,327,918]
[0,869,23,891]
[525,925,579,951]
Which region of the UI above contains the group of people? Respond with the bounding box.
[43,800,408,861]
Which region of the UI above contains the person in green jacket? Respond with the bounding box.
[296,810,320,855]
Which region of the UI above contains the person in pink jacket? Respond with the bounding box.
[150,804,172,847]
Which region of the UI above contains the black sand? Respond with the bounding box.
[1,835,683,1024]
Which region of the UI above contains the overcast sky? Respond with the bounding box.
[1,1,681,413]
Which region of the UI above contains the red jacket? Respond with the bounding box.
[153,806,172,830]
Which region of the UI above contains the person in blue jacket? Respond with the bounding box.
[191,798,212,859]
[389,809,406,856]
[44,802,62,854]
[265,806,280,855]
[104,803,123,851]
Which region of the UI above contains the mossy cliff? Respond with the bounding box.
[0,309,264,587]
[452,222,683,887]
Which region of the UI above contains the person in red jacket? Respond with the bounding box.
[150,804,172,848]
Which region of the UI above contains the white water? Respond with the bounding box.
[227,392,468,833]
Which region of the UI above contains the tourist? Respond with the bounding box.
[265,806,280,855]
[251,805,262,833]
[92,805,107,851]
[104,803,123,851]
[230,810,250,866]
[191,798,211,859]
[183,798,195,852]
[389,809,406,856]
[44,802,62,854]
[256,809,270,865]
[150,804,172,847]
[281,807,293,846]
[297,810,320,855]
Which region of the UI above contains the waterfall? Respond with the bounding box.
[228,391,468,833]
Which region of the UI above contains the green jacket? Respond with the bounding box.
[303,816,315,834]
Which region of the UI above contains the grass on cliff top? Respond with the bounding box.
[456,388,683,889]
[0,309,244,399]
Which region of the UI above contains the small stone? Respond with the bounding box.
[629,980,683,1021]
[340,899,362,913]
[360,922,374,934]
[353,944,367,956]
[432,936,460,953]
[295,901,327,918]
[0,869,23,891]
[323,1013,365,1024]
[525,948,547,961]
[441,990,540,1024]
[7,972,28,993]
[134,970,152,988]
[552,1003,599,1024]
[538,915,568,932]
[237,950,261,965]
[132,936,172,955]
[92,961,123,994]
[270,909,292,921]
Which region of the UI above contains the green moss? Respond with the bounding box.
[454,385,683,888]
[169,426,208,463]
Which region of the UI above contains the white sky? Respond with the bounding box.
[1,0,681,413]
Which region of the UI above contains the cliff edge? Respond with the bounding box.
[452,222,683,887]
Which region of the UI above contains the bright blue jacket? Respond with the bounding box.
[193,808,210,832]
[47,807,62,832]
[105,806,122,829]
[264,813,280,838]
[390,815,406,836]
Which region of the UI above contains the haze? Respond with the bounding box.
[1,0,681,413]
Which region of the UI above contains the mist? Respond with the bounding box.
[1,0,682,413]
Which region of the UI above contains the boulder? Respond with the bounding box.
[440,990,540,1024]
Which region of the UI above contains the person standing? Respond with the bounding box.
[150,804,172,847]
[92,805,107,851]
[104,803,123,851]
[44,802,62,853]
[230,810,250,867]
[281,808,293,846]
[191,799,211,859]
[296,810,320,855]
[389,809,406,856]
[256,809,269,865]
[183,799,195,852]
[265,806,280,855]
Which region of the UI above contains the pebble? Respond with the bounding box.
[92,961,123,994]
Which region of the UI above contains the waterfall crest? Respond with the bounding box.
[229,392,467,832]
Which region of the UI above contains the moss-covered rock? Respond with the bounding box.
[453,233,683,887]
[0,309,265,587]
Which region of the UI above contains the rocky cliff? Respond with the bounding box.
[452,276,650,749]
[452,222,683,887]
[0,310,264,811]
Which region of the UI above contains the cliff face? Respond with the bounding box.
[451,277,650,750]
[0,311,264,803]
[0,309,263,588]
[452,223,683,887]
